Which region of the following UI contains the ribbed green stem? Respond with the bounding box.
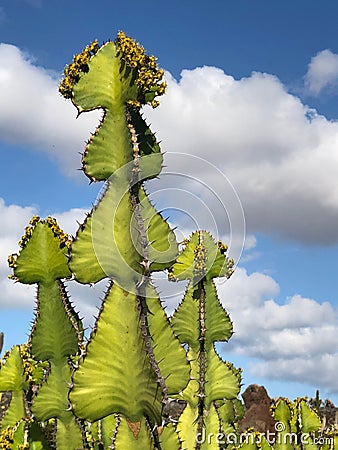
[196,282,206,450]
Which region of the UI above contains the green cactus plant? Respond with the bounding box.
[168,231,242,449]
[0,344,50,449]
[1,30,335,450]
[235,397,337,450]
[272,397,333,450]
[5,217,84,449]
[59,31,190,448]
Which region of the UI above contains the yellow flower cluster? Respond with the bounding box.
[18,225,34,248]
[217,240,228,255]
[13,215,39,249]
[59,40,99,99]
[45,216,72,249]
[0,346,39,386]
[0,421,30,449]
[29,215,40,226]
[7,254,16,269]
[117,31,167,108]
[15,216,70,251]
[217,240,234,277]
[181,238,190,247]
[0,426,14,450]
[0,349,10,366]
[19,344,37,386]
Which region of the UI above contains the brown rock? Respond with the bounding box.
[239,384,276,436]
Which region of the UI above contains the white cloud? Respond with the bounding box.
[251,354,338,396]
[0,199,37,308]
[64,279,109,334]
[0,199,89,309]
[0,198,109,350]
[304,49,338,95]
[53,208,87,238]
[243,234,257,251]
[0,43,101,177]
[145,66,338,244]
[1,196,337,395]
[2,44,338,245]
[216,268,338,394]
[155,263,338,396]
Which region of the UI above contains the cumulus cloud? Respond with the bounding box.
[154,264,338,395]
[1,196,337,394]
[216,268,338,394]
[304,49,338,95]
[0,198,109,351]
[0,198,89,309]
[0,43,101,177]
[145,67,338,244]
[2,45,338,244]
[2,44,338,395]
[0,199,37,308]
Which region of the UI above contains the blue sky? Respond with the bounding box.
[1,0,338,405]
